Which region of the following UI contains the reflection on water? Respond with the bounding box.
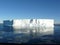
[0,24,60,44]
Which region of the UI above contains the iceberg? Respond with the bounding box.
[12,19,54,36]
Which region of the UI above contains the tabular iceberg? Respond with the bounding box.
[12,19,54,36]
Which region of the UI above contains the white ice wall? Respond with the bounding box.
[12,19,54,36]
[13,19,30,29]
[37,19,54,36]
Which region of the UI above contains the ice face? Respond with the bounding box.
[39,19,54,28]
[37,19,54,36]
[13,19,30,28]
[13,19,54,36]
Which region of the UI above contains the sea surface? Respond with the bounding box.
[0,24,60,44]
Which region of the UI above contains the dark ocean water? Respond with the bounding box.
[0,25,60,44]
